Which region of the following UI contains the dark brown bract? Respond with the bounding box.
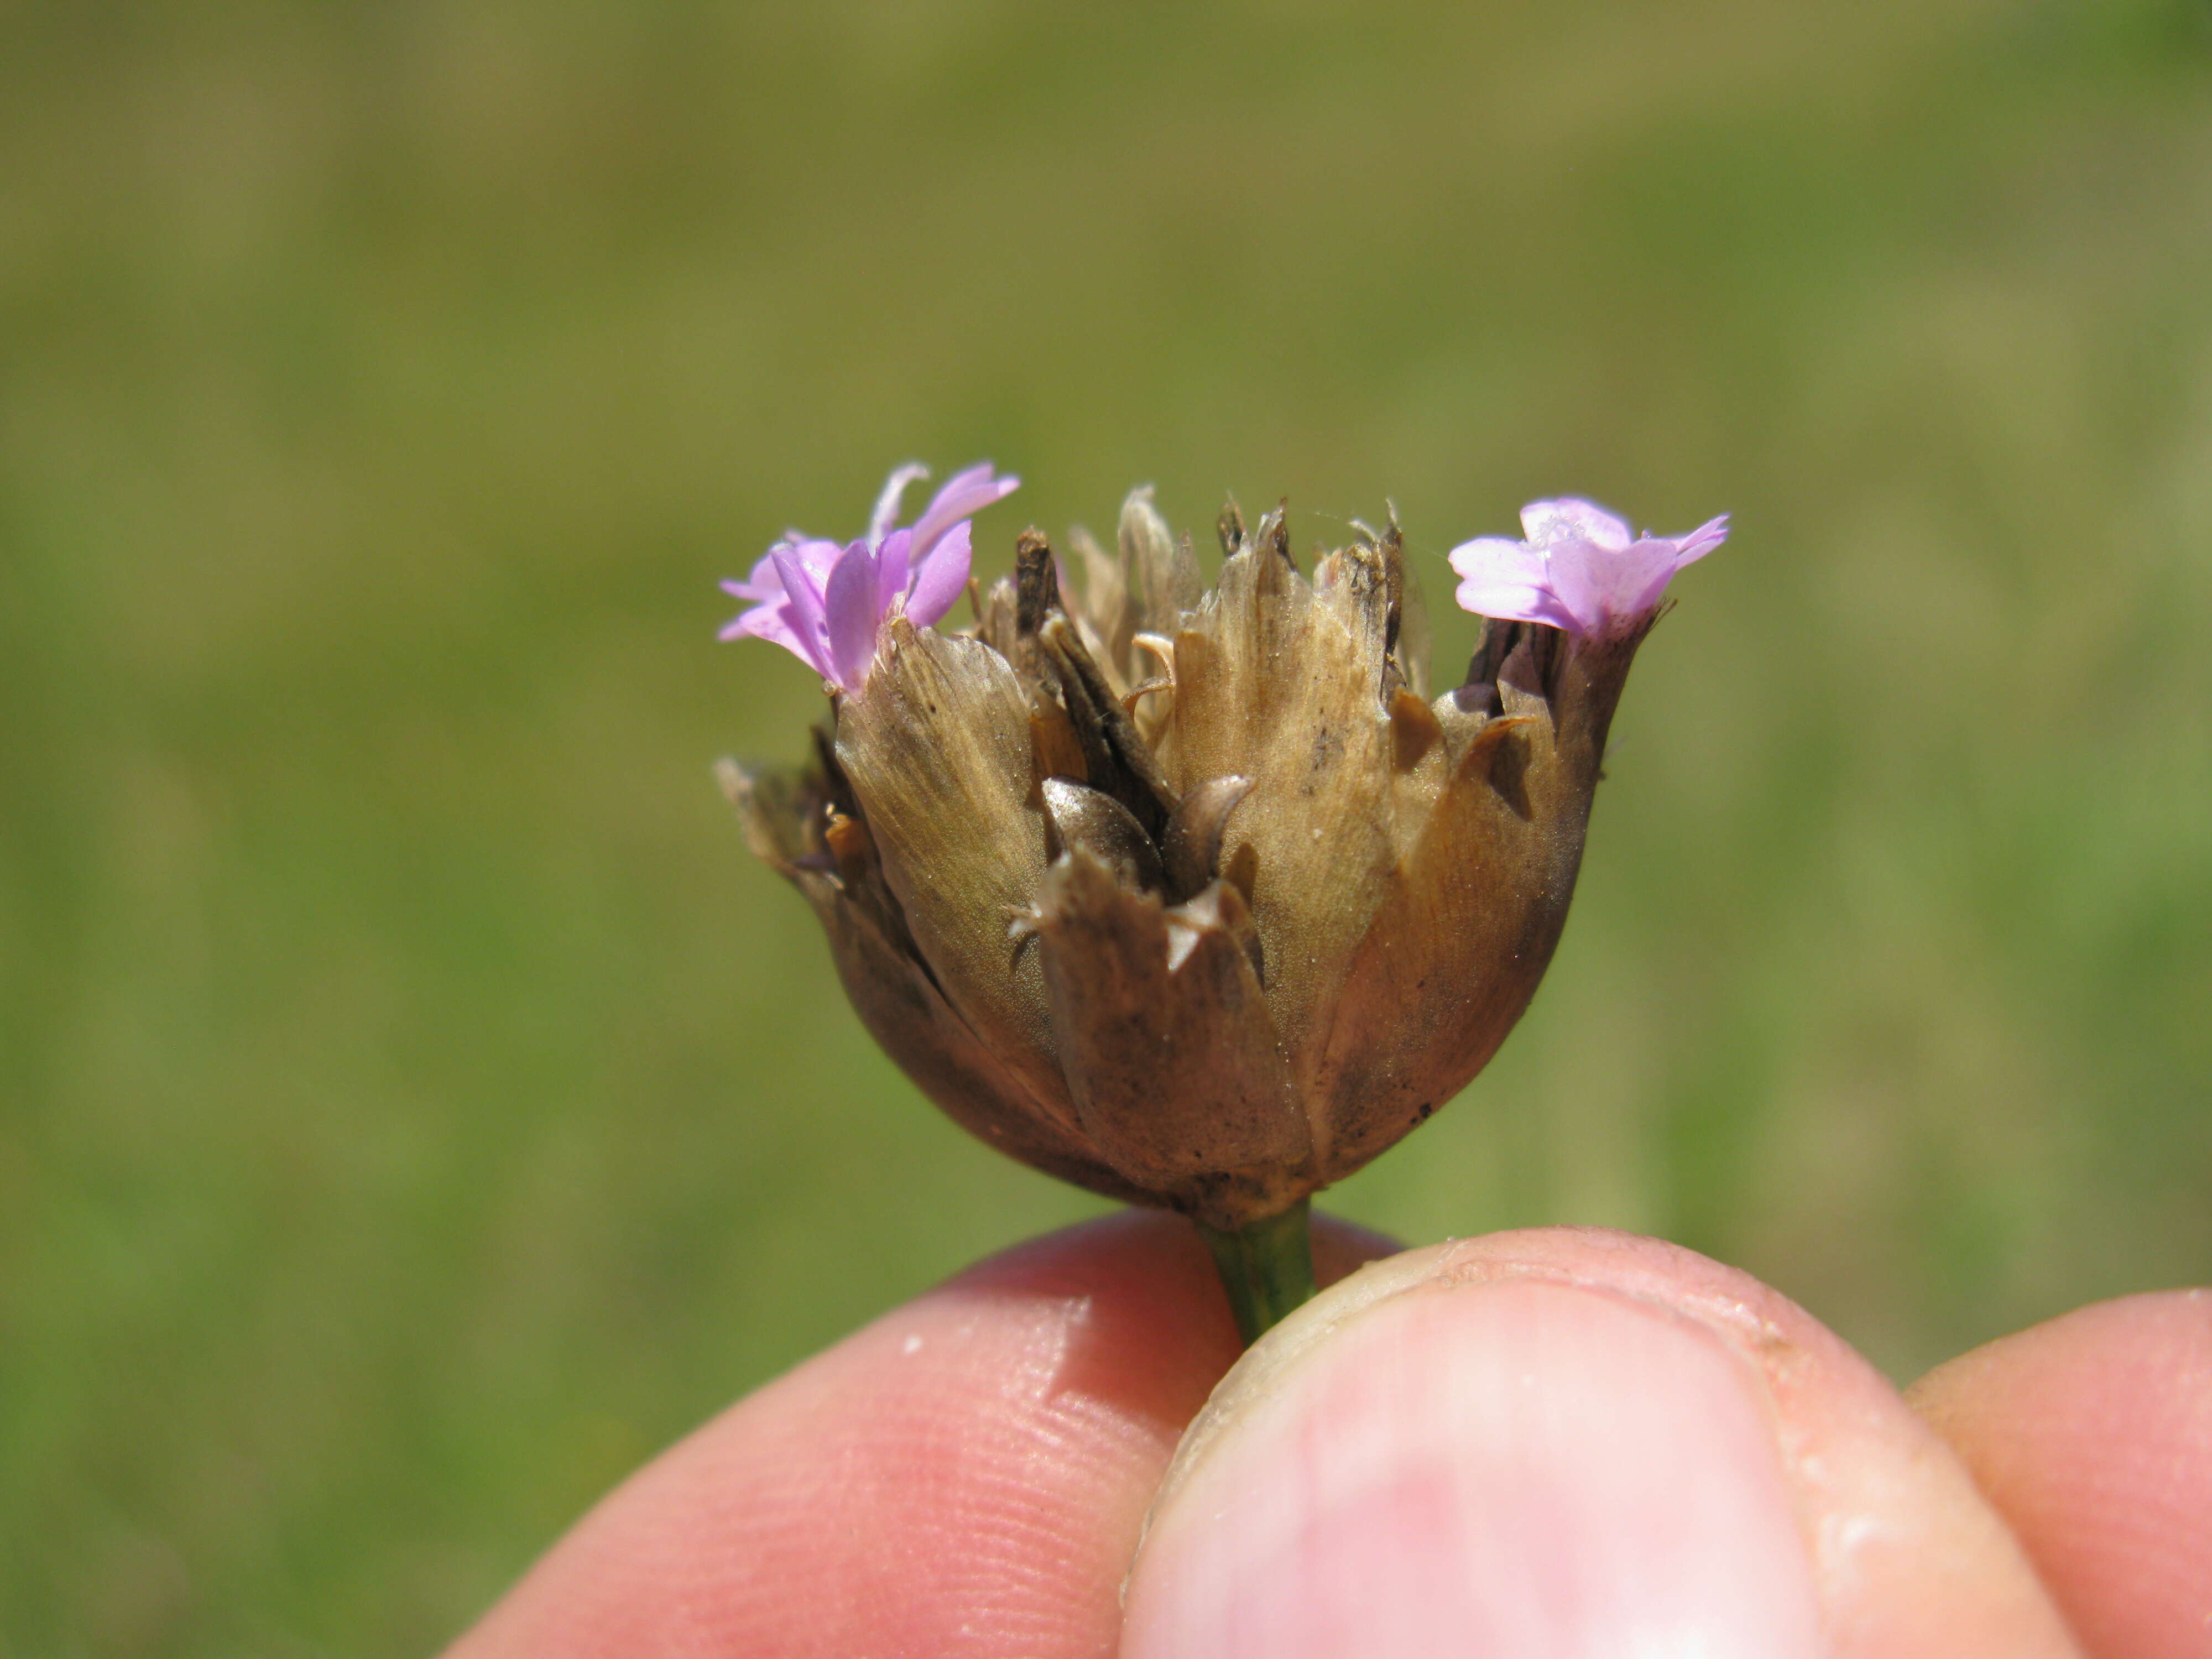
[722,489,1656,1230]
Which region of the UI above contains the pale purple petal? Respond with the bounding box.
[720,461,1021,679]
[904,519,973,627]
[769,545,823,621]
[770,545,835,678]
[1451,575,1583,633]
[1451,499,1729,636]
[720,577,770,606]
[721,549,808,646]
[821,539,883,691]
[1448,535,1576,628]
[907,462,1019,565]
[1618,541,1687,619]
[874,527,914,617]
[721,550,788,604]
[1540,533,1648,633]
[1670,514,1731,566]
[1614,516,1729,617]
[1522,498,1631,555]
[1448,535,1552,592]
[720,596,805,650]
[867,463,931,549]
[784,536,847,585]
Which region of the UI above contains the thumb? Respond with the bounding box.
[1119,1228,2077,1659]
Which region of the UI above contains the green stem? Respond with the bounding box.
[1196,1198,1318,1345]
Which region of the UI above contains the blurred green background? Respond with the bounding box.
[4,0,2209,1650]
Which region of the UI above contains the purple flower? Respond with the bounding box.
[1448,498,1729,637]
[720,461,1020,691]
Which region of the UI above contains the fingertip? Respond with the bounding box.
[1124,1227,2079,1659]
[1124,1272,1824,1658]
[1312,1212,1402,1287]
[1910,1289,2212,1659]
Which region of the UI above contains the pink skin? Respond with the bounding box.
[448,1214,2209,1658]
[721,462,1019,690]
[1451,498,1729,635]
[1910,1292,2212,1659]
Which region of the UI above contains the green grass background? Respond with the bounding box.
[4,0,2209,1650]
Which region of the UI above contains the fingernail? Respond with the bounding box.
[1122,1277,1822,1658]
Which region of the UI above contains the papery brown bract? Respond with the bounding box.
[725,489,1668,1230]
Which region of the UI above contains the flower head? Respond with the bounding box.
[1449,498,1728,637]
[720,462,1019,691]
[721,484,1715,1233]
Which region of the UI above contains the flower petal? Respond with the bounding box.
[1450,500,1728,635]
[1522,498,1631,555]
[822,538,884,692]
[721,549,815,650]
[874,527,914,617]
[770,545,836,679]
[1617,545,1685,619]
[908,462,1019,565]
[1451,575,1582,633]
[785,536,847,585]
[718,596,797,648]
[867,462,931,549]
[904,519,973,627]
[1539,531,1648,632]
[1448,535,1579,629]
[1670,514,1731,566]
[1447,534,1551,591]
[1611,518,1730,619]
[719,550,787,604]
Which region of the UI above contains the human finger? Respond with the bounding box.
[445,1209,1392,1658]
[1908,1289,2212,1659]
[1122,1227,2081,1659]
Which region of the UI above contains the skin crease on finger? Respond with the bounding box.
[1123,1229,2083,1659]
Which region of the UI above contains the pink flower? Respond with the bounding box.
[1448,498,1729,637]
[720,461,1020,691]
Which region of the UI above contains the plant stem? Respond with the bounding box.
[1196,1198,1317,1345]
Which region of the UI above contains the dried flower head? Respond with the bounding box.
[720,469,1722,1239]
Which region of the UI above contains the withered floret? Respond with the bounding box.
[723,487,1672,1230]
